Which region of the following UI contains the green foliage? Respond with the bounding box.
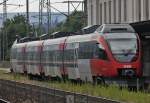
[47,82,150,103]
[1,12,86,60]
[4,14,31,45]
[1,14,32,60]
[53,11,86,32]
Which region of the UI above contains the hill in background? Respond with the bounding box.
[0,12,67,30]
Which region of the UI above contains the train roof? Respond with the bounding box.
[44,36,67,45]
[26,40,44,47]
[13,33,99,47]
[12,42,27,49]
[13,24,136,47]
[66,33,98,43]
[103,33,137,40]
[81,25,100,34]
[50,32,79,38]
[19,37,40,43]
[44,33,98,45]
[96,24,135,33]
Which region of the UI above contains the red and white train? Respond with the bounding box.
[10,24,142,84]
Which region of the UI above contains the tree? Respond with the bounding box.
[1,14,32,60]
[53,11,86,33]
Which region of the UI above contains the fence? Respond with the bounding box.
[0,79,121,103]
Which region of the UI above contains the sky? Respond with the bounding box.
[0,0,84,13]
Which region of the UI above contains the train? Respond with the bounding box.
[10,24,142,86]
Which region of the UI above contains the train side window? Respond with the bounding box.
[79,42,94,59]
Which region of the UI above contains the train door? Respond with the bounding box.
[26,47,32,74]
[16,47,24,73]
[23,45,27,73]
[26,46,39,75]
[42,45,54,77]
[64,43,80,80]
[74,43,80,79]
[90,42,110,78]
[21,46,26,73]
[78,41,94,82]
[27,47,34,74]
[53,44,62,78]
[10,47,17,72]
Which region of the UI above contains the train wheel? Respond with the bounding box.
[144,83,149,90]
[94,77,105,85]
[24,71,27,75]
[10,68,13,73]
[142,83,149,92]
[28,74,33,80]
[62,75,68,82]
[41,73,45,80]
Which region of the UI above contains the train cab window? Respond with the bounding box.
[99,48,108,60]
[96,26,104,33]
[94,43,108,60]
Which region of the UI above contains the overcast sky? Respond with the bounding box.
[0,0,83,13]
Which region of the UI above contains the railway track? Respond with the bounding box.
[0,79,122,103]
[0,99,10,103]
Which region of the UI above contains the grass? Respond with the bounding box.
[0,69,150,103]
[47,82,150,103]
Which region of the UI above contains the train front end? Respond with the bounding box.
[95,24,142,85]
[104,32,141,77]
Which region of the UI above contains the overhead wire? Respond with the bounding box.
[0,0,23,13]
[7,0,38,13]
[0,0,9,5]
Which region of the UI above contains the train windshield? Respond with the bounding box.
[107,38,138,62]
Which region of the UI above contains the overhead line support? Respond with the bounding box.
[26,0,29,36]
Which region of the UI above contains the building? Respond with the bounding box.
[87,0,150,26]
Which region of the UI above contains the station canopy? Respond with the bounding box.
[130,20,150,33]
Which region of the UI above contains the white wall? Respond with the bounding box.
[87,0,150,25]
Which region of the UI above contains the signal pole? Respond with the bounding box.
[68,0,70,16]
[47,0,51,34]
[2,0,7,61]
[0,1,23,61]
[39,0,44,35]
[26,0,29,36]
[84,0,87,25]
